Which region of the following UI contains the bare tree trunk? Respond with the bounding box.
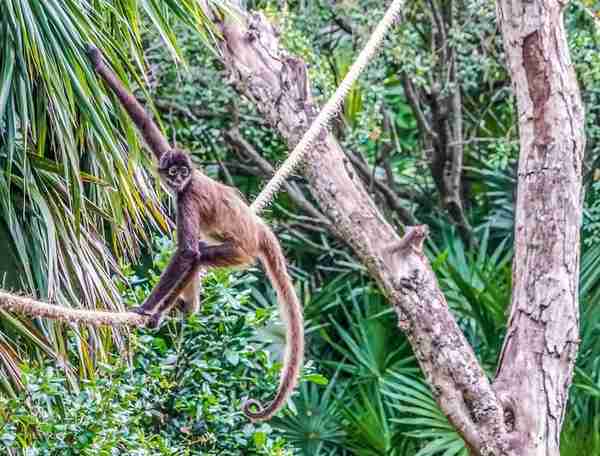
[493,1,585,454]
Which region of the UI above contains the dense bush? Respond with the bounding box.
[0,239,293,455]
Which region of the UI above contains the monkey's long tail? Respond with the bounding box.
[242,229,304,421]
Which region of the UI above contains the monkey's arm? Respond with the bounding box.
[86,46,171,160]
[142,241,250,327]
[134,198,202,322]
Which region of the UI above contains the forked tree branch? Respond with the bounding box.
[211,7,512,454]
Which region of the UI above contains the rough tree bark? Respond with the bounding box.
[493,1,585,454]
[205,0,583,453]
[210,8,512,455]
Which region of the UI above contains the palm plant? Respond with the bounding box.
[271,373,348,455]
[323,286,419,455]
[560,230,600,455]
[383,374,467,456]
[0,0,222,391]
[428,225,512,371]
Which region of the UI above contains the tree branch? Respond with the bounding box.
[211,9,511,454]
[402,75,437,139]
[345,149,417,225]
[225,128,330,225]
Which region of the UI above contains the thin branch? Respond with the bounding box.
[345,149,418,225]
[327,1,355,35]
[402,75,437,139]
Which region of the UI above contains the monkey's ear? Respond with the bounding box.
[86,45,103,69]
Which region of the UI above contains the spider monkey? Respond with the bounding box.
[86,46,303,421]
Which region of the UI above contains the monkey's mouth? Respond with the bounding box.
[167,178,187,191]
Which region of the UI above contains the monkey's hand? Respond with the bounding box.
[85,45,103,69]
[198,240,209,252]
[131,305,162,329]
[131,306,150,315]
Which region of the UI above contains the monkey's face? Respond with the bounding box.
[159,150,193,193]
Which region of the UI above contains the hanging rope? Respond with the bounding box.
[250,0,404,213]
[0,0,404,327]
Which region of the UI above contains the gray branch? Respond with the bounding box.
[210,9,511,454]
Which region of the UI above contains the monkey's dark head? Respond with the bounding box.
[158,149,193,193]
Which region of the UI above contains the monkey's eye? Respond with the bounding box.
[168,167,177,176]
[180,167,189,177]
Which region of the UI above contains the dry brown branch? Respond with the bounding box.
[345,149,417,225]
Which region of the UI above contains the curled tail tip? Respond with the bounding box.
[242,398,272,422]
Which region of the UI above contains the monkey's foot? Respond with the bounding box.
[174,297,201,316]
[174,298,187,312]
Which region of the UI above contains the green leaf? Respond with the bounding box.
[303,373,328,385]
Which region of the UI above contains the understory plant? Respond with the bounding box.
[0,238,293,455]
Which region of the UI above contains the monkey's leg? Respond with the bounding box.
[143,263,201,328]
[198,241,250,268]
[133,248,199,319]
[176,272,201,315]
[146,242,249,326]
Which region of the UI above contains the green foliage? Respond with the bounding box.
[0,0,226,394]
[282,283,420,455]
[429,226,512,370]
[583,181,600,247]
[271,377,347,455]
[385,374,467,456]
[0,239,293,455]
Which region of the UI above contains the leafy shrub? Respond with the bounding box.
[0,239,293,456]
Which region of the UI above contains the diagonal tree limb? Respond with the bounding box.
[211,8,512,454]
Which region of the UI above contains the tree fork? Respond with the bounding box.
[210,5,513,454]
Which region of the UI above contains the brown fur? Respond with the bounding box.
[87,46,304,421]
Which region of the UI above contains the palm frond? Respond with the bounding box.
[0,0,224,390]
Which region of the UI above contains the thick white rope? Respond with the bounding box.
[0,291,148,327]
[250,0,405,213]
